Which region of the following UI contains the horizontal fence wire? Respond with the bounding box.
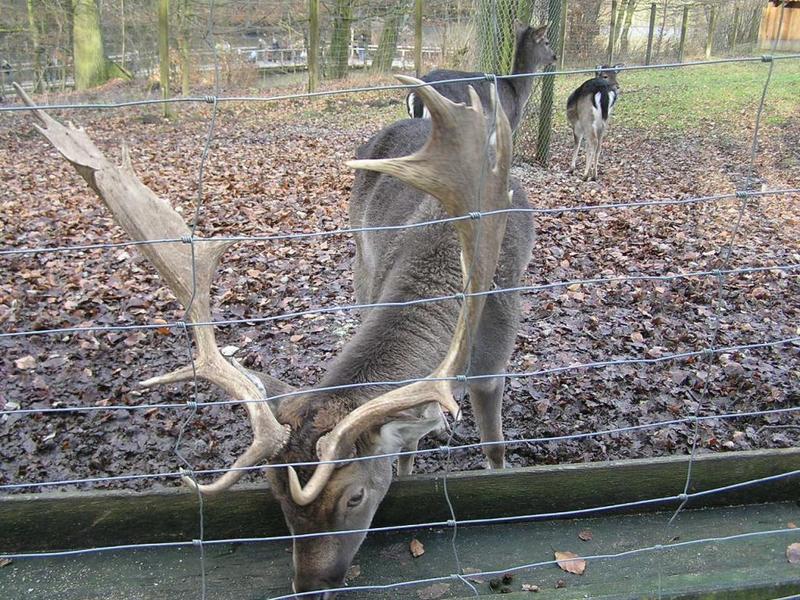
[1,54,799,114]
[4,466,800,561]
[3,334,798,416]
[1,13,799,599]
[1,187,798,258]
[2,404,800,491]
[2,258,799,340]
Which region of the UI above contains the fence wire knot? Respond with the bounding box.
[455,374,468,383]
[446,519,457,527]
[185,400,198,410]
[192,538,204,547]
[761,55,774,63]
[203,95,217,104]
[180,235,193,244]
[468,211,482,220]
[455,292,466,301]
[735,190,751,199]
[677,493,689,502]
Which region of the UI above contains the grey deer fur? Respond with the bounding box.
[406,23,557,131]
[14,79,533,600]
[567,64,622,181]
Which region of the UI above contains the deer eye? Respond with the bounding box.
[347,489,365,508]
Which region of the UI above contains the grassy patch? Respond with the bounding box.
[552,59,800,133]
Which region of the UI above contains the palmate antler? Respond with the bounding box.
[287,75,514,505]
[13,83,291,492]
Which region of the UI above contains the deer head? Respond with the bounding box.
[514,23,557,72]
[594,64,623,92]
[14,76,513,598]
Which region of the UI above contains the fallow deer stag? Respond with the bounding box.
[14,77,534,598]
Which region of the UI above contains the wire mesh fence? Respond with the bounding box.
[1,0,800,599]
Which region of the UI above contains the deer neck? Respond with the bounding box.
[320,302,458,402]
[507,52,538,108]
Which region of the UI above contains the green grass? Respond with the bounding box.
[552,59,800,133]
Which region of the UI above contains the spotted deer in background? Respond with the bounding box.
[567,64,622,181]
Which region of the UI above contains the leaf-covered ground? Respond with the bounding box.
[1,67,799,492]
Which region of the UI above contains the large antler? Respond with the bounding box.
[288,75,514,505]
[13,84,291,493]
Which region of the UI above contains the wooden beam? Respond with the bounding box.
[2,448,799,552]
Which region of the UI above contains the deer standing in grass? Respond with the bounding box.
[406,23,557,131]
[567,65,622,181]
[15,76,533,599]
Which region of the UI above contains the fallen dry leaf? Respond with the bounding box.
[555,578,566,588]
[0,558,12,568]
[555,551,586,575]
[416,583,450,599]
[345,564,361,581]
[787,543,800,564]
[462,567,485,583]
[578,529,593,541]
[409,538,425,558]
[521,583,540,592]
[14,355,36,370]
[788,522,797,529]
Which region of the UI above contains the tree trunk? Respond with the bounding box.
[619,0,637,56]
[158,0,172,117]
[371,0,409,73]
[176,0,191,96]
[327,0,353,79]
[72,0,109,90]
[27,0,44,93]
[308,0,320,91]
[565,0,603,62]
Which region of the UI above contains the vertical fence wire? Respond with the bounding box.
[670,0,789,528]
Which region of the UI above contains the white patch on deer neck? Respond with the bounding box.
[406,93,416,118]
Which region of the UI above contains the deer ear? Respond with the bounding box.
[514,20,528,37]
[533,25,548,41]
[375,412,446,455]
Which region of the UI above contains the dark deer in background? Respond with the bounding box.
[406,23,557,131]
[15,76,533,599]
[566,64,622,181]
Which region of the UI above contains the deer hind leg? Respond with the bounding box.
[593,125,606,180]
[569,129,583,174]
[582,128,598,181]
[467,292,522,469]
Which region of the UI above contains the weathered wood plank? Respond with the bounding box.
[1,448,799,552]
[2,502,799,599]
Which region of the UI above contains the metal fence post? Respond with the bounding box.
[536,0,562,165]
[607,0,618,64]
[415,0,423,76]
[308,0,320,92]
[678,5,689,63]
[645,2,656,65]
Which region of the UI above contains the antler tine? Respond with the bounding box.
[290,77,514,505]
[14,86,291,491]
